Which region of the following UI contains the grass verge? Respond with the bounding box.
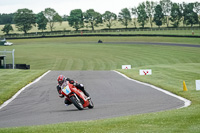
[0,70,47,105]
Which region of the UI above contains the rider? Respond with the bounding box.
[56,75,90,106]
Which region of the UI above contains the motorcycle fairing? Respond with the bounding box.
[62,85,71,95]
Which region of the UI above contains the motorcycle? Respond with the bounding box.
[61,82,94,110]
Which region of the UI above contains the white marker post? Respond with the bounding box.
[139,69,152,75]
[196,80,200,91]
[122,65,131,69]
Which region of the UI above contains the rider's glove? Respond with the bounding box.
[73,82,78,86]
[59,94,64,98]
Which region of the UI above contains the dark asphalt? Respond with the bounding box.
[103,42,200,47]
[0,71,184,128]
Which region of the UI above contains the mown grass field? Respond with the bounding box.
[2,37,200,70]
[0,37,200,132]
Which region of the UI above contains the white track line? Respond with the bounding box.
[113,70,191,109]
[0,70,51,110]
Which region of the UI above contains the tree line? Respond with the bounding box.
[1,0,200,34]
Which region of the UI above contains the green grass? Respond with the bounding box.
[0,37,200,132]
[4,37,200,70]
[0,70,47,105]
[8,36,200,44]
[118,63,200,104]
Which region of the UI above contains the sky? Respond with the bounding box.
[0,0,199,16]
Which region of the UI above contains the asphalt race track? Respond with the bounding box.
[103,42,200,47]
[0,71,185,128]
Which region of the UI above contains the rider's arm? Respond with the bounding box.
[66,78,75,84]
[66,78,82,88]
[57,85,64,98]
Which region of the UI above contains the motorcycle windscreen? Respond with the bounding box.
[62,85,71,95]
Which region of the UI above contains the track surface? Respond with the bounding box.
[0,71,184,128]
[103,42,200,47]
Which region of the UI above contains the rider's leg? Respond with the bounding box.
[77,84,90,97]
[64,98,72,106]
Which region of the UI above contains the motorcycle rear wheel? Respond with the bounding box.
[70,96,84,110]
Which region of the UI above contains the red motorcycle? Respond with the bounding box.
[61,82,94,110]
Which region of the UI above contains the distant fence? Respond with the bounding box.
[2,27,200,39]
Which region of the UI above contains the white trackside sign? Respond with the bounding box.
[196,80,200,91]
[122,65,131,69]
[139,69,152,75]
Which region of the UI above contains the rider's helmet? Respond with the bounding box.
[57,75,65,86]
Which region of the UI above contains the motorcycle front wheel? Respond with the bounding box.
[70,95,84,110]
[88,99,94,109]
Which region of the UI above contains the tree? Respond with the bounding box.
[1,24,13,34]
[43,8,62,32]
[118,8,131,28]
[194,2,200,27]
[137,3,149,28]
[62,15,68,21]
[131,7,138,28]
[83,9,102,30]
[36,12,48,32]
[0,13,14,24]
[183,3,198,27]
[102,11,117,29]
[146,1,156,28]
[160,0,172,27]
[67,9,84,31]
[180,2,187,26]
[153,5,164,28]
[170,3,182,28]
[14,8,36,34]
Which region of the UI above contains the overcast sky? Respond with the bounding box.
[0,0,198,16]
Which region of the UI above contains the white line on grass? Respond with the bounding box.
[0,70,51,110]
[113,70,191,109]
